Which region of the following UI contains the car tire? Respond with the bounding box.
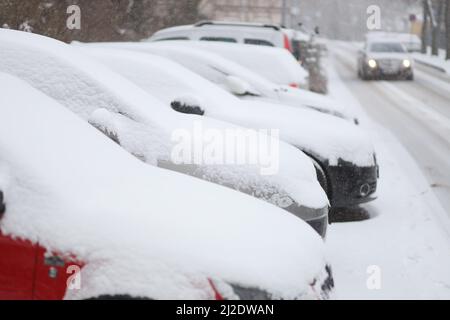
[406,73,414,81]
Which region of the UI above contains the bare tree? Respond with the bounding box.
[0,0,202,42]
[432,0,444,55]
[422,0,429,53]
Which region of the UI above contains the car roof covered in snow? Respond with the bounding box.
[0,72,326,300]
[159,40,309,87]
[0,29,328,211]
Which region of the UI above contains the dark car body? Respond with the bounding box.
[358,41,414,80]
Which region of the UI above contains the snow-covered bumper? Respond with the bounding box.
[327,159,379,207]
[216,264,334,300]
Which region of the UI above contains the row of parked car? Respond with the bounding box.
[0,21,378,300]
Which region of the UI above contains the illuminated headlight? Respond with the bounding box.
[367,59,377,68]
[402,59,411,68]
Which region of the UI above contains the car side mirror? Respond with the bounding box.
[170,96,205,116]
[225,75,256,96]
[0,190,5,216]
[88,109,122,145]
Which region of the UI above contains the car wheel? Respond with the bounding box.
[406,73,414,81]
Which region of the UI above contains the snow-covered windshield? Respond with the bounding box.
[369,42,406,53]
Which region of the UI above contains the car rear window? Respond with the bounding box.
[244,39,275,47]
[200,37,237,43]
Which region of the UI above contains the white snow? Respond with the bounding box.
[0,73,328,300]
[0,29,328,211]
[78,46,376,168]
[374,81,450,144]
[173,41,309,88]
[326,56,450,299]
[77,41,357,122]
[413,49,450,75]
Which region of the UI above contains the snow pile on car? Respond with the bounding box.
[79,46,376,168]
[0,73,328,299]
[0,29,328,210]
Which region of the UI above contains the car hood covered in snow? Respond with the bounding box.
[225,99,376,167]
[0,29,328,211]
[78,46,375,168]
[0,73,328,300]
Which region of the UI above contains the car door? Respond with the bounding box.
[0,232,38,300]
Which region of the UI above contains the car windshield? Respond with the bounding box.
[369,42,405,53]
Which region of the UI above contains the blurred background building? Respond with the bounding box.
[198,0,301,27]
[0,0,447,49]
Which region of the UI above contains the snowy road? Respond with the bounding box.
[325,42,450,299]
[330,42,450,217]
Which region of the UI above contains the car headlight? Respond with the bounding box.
[402,59,411,68]
[367,59,377,68]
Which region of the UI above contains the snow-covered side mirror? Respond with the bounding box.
[225,75,258,96]
[88,108,121,145]
[170,95,205,116]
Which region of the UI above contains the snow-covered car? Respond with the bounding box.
[0,73,334,300]
[78,46,379,211]
[357,39,414,80]
[150,20,294,52]
[0,29,330,237]
[153,40,309,89]
[84,41,359,124]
